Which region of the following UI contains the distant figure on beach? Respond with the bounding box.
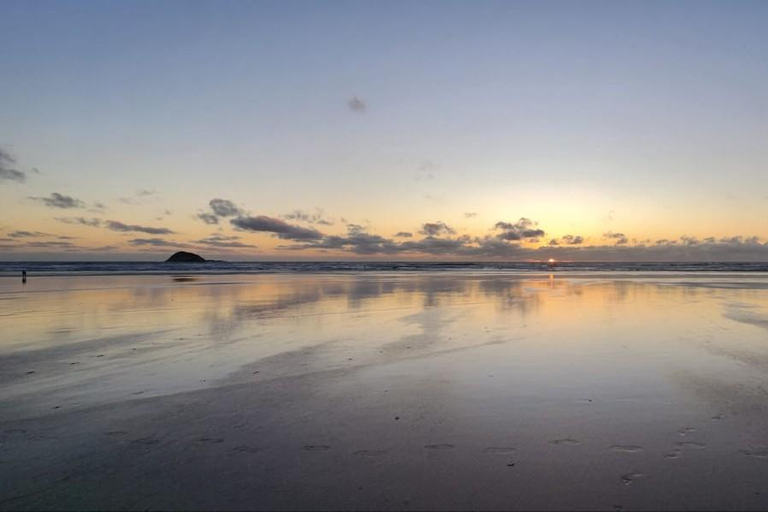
[22,270,27,283]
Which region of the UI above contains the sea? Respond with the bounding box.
[2,261,768,276]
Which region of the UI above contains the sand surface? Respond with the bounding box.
[2,272,768,510]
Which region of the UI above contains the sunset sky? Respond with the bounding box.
[2,0,768,261]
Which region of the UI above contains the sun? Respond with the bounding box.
[547,258,556,264]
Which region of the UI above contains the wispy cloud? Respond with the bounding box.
[105,221,175,235]
[193,235,256,248]
[0,148,25,183]
[128,238,185,247]
[283,208,334,226]
[56,217,103,227]
[231,215,324,241]
[9,230,49,238]
[197,212,219,225]
[348,96,366,113]
[29,192,86,209]
[119,189,158,205]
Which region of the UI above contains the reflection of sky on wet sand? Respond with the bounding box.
[3,273,768,508]
[3,273,768,419]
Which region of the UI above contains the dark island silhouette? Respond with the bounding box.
[165,251,206,263]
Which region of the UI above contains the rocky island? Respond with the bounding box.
[165,251,206,263]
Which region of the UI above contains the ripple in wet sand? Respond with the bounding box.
[354,450,387,457]
[484,447,516,454]
[675,441,706,449]
[199,437,224,444]
[549,438,580,446]
[232,445,262,453]
[610,445,642,453]
[424,444,455,450]
[741,449,768,458]
[303,445,331,451]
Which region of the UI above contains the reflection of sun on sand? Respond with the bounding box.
[2,272,768,509]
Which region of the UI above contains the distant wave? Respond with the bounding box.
[2,261,768,276]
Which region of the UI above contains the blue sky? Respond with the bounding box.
[2,0,768,260]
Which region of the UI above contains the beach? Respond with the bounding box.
[2,272,768,510]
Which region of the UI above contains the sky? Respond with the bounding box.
[2,0,768,261]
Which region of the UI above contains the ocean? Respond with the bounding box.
[2,260,768,276]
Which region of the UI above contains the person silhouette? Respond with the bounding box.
[22,270,27,283]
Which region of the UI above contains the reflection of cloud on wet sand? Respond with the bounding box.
[723,302,768,331]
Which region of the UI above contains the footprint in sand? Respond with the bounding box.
[549,438,580,446]
[741,449,768,459]
[610,445,643,453]
[354,450,387,457]
[620,472,644,485]
[232,445,262,453]
[677,427,696,436]
[664,448,682,459]
[303,445,331,451]
[424,444,455,450]
[484,447,516,454]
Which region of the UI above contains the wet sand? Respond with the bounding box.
[2,272,768,510]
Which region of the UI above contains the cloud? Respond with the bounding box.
[119,189,157,205]
[9,231,49,238]
[0,148,25,183]
[209,198,243,218]
[128,238,186,247]
[494,218,545,241]
[603,231,628,245]
[231,216,324,241]
[283,208,334,226]
[22,241,77,248]
[420,221,455,236]
[416,162,436,181]
[193,235,256,249]
[29,192,86,209]
[464,212,478,218]
[561,235,584,245]
[348,96,366,113]
[105,221,175,235]
[395,232,413,238]
[197,212,219,225]
[55,217,102,227]
[278,227,768,262]
[195,198,245,224]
